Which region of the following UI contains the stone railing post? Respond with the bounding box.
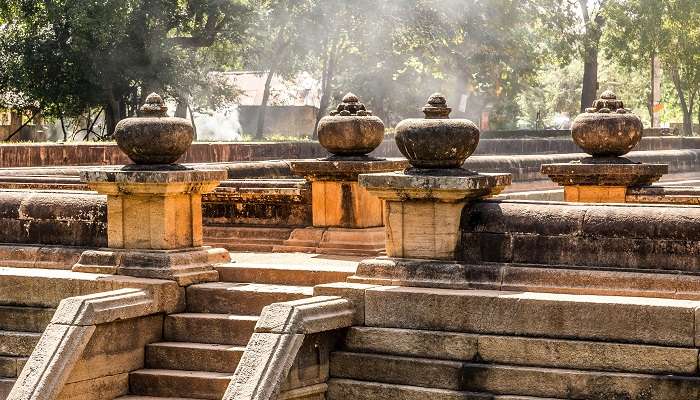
[358,94,511,264]
[72,93,229,285]
[286,93,407,255]
[541,91,668,203]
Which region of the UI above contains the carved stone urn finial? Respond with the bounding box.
[422,93,452,119]
[395,93,480,169]
[318,92,384,157]
[573,90,642,158]
[140,92,169,117]
[114,92,195,165]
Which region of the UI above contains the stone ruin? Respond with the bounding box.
[1,90,700,400]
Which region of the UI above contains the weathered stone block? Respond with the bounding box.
[364,286,699,346]
[343,327,478,361]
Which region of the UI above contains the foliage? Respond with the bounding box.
[605,0,700,134]
[0,0,253,136]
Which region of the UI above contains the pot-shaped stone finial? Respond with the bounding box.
[317,92,385,157]
[395,93,480,169]
[572,91,643,157]
[114,93,195,165]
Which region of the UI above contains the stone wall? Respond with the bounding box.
[463,149,700,182]
[372,136,700,158]
[0,190,106,247]
[0,142,328,168]
[2,136,699,168]
[460,200,700,272]
[203,179,312,227]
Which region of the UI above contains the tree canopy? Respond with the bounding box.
[2,0,700,137]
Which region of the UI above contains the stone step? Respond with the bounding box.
[164,313,257,346]
[0,331,41,357]
[0,378,14,400]
[365,286,700,346]
[146,342,244,373]
[186,283,313,315]
[204,238,287,247]
[202,227,293,240]
[129,369,231,400]
[327,379,563,400]
[342,327,699,375]
[314,247,384,257]
[204,242,277,253]
[215,263,354,286]
[330,352,700,399]
[0,306,54,333]
[116,396,200,400]
[205,237,286,245]
[0,356,26,378]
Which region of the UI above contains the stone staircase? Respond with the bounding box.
[327,287,700,400]
[203,226,295,253]
[117,259,356,400]
[0,306,55,400]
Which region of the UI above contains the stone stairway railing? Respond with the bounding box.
[7,287,181,400]
[224,296,355,400]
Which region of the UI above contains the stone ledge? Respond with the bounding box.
[0,267,184,311]
[72,247,227,286]
[289,158,408,181]
[541,161,668,186]
[349,257,700,301]
[81,166,228,185]
[0,244,86,270]
[360,171,511,202]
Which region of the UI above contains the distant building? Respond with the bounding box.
[216,71,321,138]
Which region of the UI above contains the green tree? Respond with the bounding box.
[245,0,318,139]
[534,0,609,113]
[605,0,700,134]
[0,0,252,137]
[333,0,545,129]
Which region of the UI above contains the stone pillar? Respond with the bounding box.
[352,94,511,282]
[290,159,407,229]
[84,168,224,250]
[72,94,230,285]
[360,172,510,260]
[542,91,668,203]
[278,93,408,256]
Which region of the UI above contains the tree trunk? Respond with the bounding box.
[256,68,276,140]
[105,100,120,139]
[578,0,604,113]
[188,104,198,141]
[670,67,693,135]
[256,32,291,141]
[314,40,339,139]
[580,45,599,113]
[175,95,189,119]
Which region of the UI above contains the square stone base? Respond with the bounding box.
[311,181,383,228]
[106,191,204,250]
[360,170,512,261]
[384,200,466,260]
[72,247,230,286]
[564,186,627,203]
